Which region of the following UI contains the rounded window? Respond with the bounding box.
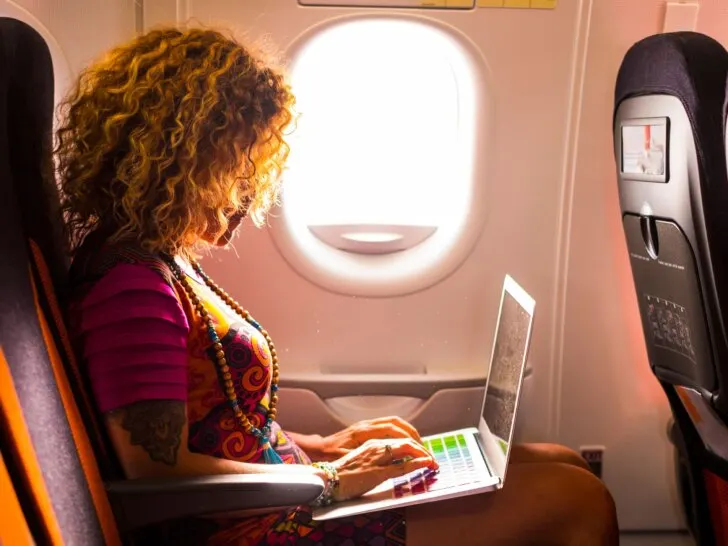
[269,16,491,296]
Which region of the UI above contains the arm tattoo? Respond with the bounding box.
[110,401,186,466]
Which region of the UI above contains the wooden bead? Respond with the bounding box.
[167,256,283,443]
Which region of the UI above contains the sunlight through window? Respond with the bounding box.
[283,18,472,251]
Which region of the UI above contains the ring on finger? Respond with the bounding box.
[391,455,414,466]
[385,443,393,459]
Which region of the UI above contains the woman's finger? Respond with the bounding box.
[381,456,435,480]
[377,439,438,469]
[356,423,411,443]
[369,416,423,444]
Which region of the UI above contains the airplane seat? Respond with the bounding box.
[613,31,728,546]
[0,16,322,545]
[0,16,123,545]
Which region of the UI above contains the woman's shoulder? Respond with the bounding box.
[69,232,175,291]
[67,234,190,336]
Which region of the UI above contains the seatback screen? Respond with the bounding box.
[620,118,669,182]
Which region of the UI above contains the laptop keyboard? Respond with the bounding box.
[392,433,482,498]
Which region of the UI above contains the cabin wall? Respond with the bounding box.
[190,0,577,449]
[6,0,135,87]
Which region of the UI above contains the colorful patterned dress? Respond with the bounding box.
[68,235,406,545]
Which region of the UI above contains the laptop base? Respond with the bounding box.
[312,428,501,521]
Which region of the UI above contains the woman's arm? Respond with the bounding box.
[284,431,329,461]
[76,263,324,482]
[106,399,326,482]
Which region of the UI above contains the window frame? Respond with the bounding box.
[268,13,493,297]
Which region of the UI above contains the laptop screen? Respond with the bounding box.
[480,275,535,481]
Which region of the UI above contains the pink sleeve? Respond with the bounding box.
[76,262,190,413]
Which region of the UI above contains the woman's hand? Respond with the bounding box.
[311,416,426,461]
[331,438,438,502]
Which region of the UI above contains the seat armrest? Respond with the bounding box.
[106,473,324,532]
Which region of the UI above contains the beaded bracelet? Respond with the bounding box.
[311,462,340,506]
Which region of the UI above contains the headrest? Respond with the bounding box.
[614,32,728,193]
[615,31,728,113]
[0,17,68,300]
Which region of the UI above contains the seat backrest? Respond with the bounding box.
[0,14,119,479]
[0,17,120,545]
[612,32,728,420]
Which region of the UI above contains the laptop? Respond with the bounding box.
[312,274,536,520]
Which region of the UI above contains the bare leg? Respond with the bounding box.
[407,462,618,546]
[510,443,591,472]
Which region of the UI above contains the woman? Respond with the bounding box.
[60,27,618,545]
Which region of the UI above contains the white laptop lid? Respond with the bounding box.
[478,274,536,483]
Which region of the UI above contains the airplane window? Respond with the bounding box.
[270,17,485,296]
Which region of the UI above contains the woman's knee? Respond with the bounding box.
[407,462,618,546]
[511,443,591,472]
[552,463,618,545]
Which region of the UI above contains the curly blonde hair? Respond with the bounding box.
[56,27,295,255]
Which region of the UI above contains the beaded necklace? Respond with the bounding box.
[162,254,284,465]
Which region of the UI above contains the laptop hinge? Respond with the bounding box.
[475,432,498,483]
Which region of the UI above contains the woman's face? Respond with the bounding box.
[203,209,247,247]
[216,210,246,246]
